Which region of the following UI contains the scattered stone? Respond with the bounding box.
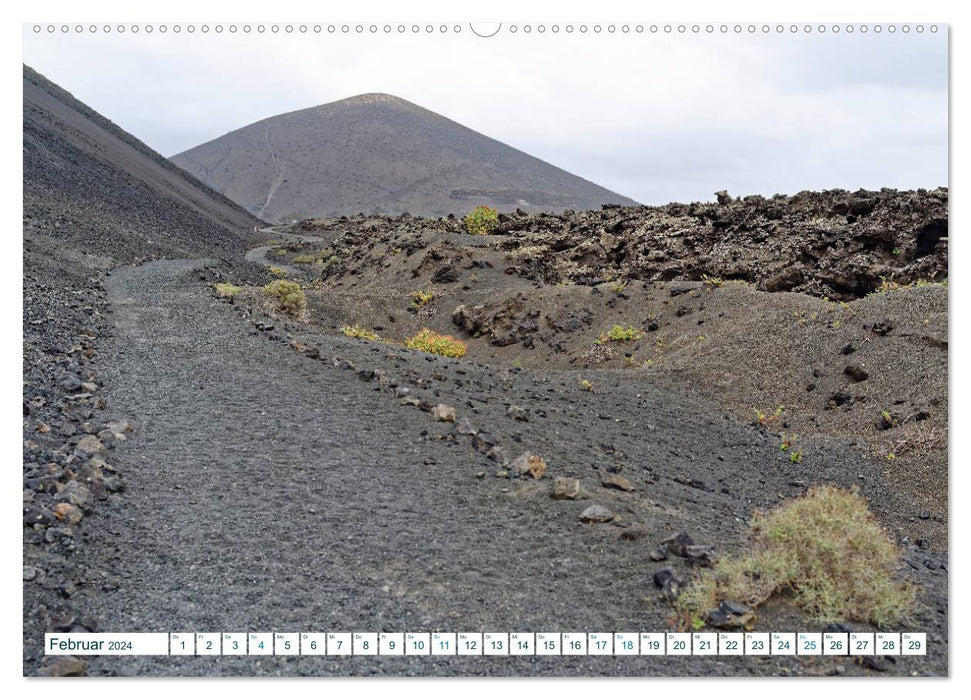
[871,320,895,336]
[474,471,486,479]
[73,434,106,457]
[456,417,477,435]
[649,546,668,562]
[828,389,853,408]
[844,364,869,382]
[39,656,87,677]
[506,405,529,422]
[45,526,74,545]
[106,419,131,435]
[400,396,421,406]
[652,566,684,601]
[551,477,581,500]
[432,403,456,422]
[52,503,83,526]
[579,505,614,523]
[599,469,634,492]
[485,446,507,464]
[60,376,83,392]
[661,531,695,557]
[685,544,716,567]
[860,655,895,672]
[23,504,53,528]
[841,343,857,355]
[510,452,547,479]
[431,265,459,283]
[707,601,755,630]
[673,475,713,492]
[54,481,92,511]
[618,523,647,541]
[471,431,499,454]
[669,283,695,297]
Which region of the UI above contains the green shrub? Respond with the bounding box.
[677,485,915,626]
[596,324,644,344]
[464,205,500,235]
[263,279,306,316]
[341,324,379,341]
[405,328,467,358]
[293,254,315,264]
[268,267,286,277]
[213,283,240,298]
[411,289,435,309]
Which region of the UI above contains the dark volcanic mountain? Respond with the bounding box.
[171,93,639,223]
[24,65,260,264]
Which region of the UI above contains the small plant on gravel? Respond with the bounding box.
[596,324,644,344]
[780,433,804,462]
[702,274,725,288]
[293,254,315,264]
[268,267,286,277]
[405,328,467,358]
[611,279,628,295]
[580,378,593,392]
[411,289,435,309]
[676,485,915,626]
[213,283,240,298]
[755,406,784,428]
[273,248,289,257]
[877,276,903,293]
[262,279,306,316]
[879,410,899,430]
[464,205,500,235]
[341,324,379,341]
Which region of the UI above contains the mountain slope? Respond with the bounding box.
[171,93,639,223]
[23,64,261,264]
[23,66,267,675]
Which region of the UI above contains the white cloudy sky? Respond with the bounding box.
[21,23,948,204]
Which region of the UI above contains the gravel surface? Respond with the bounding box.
[27,258,943,677]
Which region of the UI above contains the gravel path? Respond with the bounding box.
[65,258,944,677]
[243,230,333,274]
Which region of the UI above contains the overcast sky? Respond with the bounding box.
[21,24,948,205]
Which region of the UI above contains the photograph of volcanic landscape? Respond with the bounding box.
[22,23,948,679]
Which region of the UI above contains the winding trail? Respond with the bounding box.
[86,259,708,675]
[69,256,943,676]
[243,228,333,275]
